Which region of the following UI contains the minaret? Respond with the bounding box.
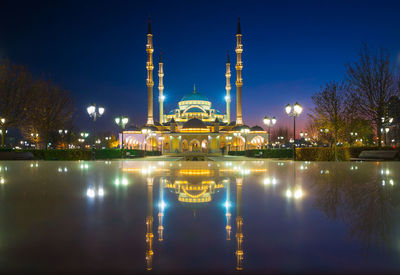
[235,177,244,270]
[158,177,165,242]
[146,19,154,125]
[225,179,232,240]
[235,18,243,125]
[158,53,164,124]
[225,52,231,123]
[145,177,154,270]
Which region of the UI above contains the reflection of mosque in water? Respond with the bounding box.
[121,161,266,271]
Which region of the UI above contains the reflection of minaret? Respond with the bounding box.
[158,53,164,124]
[235,177,244,270]
[145,177,154,270]
[225,179,232,240]
[225,52,231,123]
[158,177,164,242]
[146,19,154,125]
[235,18,243,125]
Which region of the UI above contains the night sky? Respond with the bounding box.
[1,0,400,133]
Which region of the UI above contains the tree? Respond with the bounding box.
[345,44,398,148]
[0,60,33,147]
[21,80,75,149]
[310,81,346,159]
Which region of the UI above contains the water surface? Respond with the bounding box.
[0,160,399,273]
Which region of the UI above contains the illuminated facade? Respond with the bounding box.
[119,19,267,153]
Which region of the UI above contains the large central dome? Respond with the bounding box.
[180,91,209,102]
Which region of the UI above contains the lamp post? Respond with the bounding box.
[350,131,358,145]
[381,117,393,146]
[115,116,129,158]
[285,102,303,160]
[31,133,39,148]
[87,104,105,160]
[58,129,68,149]
[263,116,277,148]
[0,118,6,148]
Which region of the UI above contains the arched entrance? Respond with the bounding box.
[189,139,201,152]
[126,137,139,149]
[233,136,245,151]
[182,139,189,152]
[250,136,265,149]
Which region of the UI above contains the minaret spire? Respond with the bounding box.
[158,52,164,124]
[146,18,154,125]
[235,177,244,270]
[145,177,154,270]
[225,51,231,123]
[235,18,243,125]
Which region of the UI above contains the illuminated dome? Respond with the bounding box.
[180,92,209,102]
[165,85,226,123]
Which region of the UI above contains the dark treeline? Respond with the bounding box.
[0,60,75,148]
[309,44,400,148]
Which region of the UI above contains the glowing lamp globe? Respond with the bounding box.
[87,105,95,115]
[293,102,303,115]
[285,104,292,115]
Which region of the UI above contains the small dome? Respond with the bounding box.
[182,118,207,129]
[232,125,250,132]
[125,125,140,131]
[140,125,158,132]
[250,125,265,132]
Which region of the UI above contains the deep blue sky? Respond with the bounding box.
[1,0,400,132]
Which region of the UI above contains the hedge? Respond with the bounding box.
[6,149,160,160]
[229,149,293,159]
[296,147,350,161]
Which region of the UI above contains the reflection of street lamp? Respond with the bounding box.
[263,116,277,147]
[87,104,104,159]
[285,102,303,160]
[115,116,129,158]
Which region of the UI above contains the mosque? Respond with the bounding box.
[120,19,267,154]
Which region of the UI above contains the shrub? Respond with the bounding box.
[296,147,350,161]
[11,149,159,160]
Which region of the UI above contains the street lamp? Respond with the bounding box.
[115,116,129,158]
[58,129,68,149]
[31,133,39,148]
[285,102,303,160]
[0,118,6,148]
[263,116,277,148]
[87,104,105,159]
